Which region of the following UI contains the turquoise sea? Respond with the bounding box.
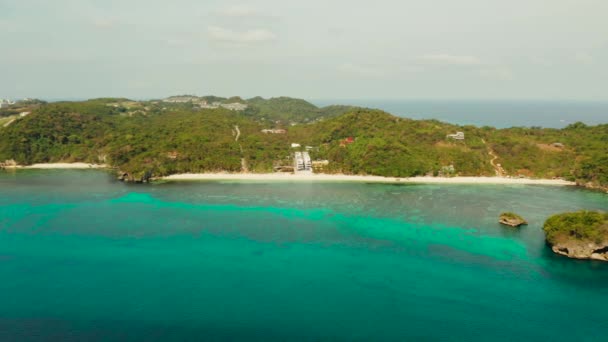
[1,170,607,341]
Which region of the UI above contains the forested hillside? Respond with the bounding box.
[0,97,606,189]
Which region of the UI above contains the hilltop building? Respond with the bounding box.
[199,102,248,111]
[163,96,200,103]
[220,103,248,111]
[0,99,15,109]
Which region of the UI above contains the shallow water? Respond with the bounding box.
[1,170,607,341]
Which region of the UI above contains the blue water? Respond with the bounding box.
[1,170,607,341]
[313,99,608,128]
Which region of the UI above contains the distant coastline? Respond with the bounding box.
[311,99,608,128]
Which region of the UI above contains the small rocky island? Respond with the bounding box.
[499,212,528,227]
[543,211,608,262]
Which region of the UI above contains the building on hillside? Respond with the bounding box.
[220,103,248,111]
[291,143,301,148]
[340,137,355,147]
[447,132,465,140]
[163,96,199,103]
[261,129,286,134]
[0,99,14,109]
[166,151,179,160]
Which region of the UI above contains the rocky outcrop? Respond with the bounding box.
[550,243,608,262]
[577,181,608,193]
[118,170,153,183]
[543,211,608,262]
[117,170,154,183]
[499,212,528,227]
[0,159,17,169]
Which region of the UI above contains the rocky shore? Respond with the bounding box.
[543,211,608,262]
[550,242,608,262]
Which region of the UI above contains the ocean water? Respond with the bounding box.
[1,170,607,341]
[313,99,608,128]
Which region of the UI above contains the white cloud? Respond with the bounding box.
[218,5,258,17]
[337,63,424,78]
[529,56,554,67]
[337,63,385,78]
[479,67,514,81]
[0,19,18,32]
[207,26,276,44]
[418,54,482,66]
[574,52,593,64]
[92,18,117,29]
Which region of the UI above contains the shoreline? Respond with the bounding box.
[1,164,580,187]
[4,163,108,169]
[162,173,576,186]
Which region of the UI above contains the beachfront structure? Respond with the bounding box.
[447,132,465,140]
[294,152,313,172]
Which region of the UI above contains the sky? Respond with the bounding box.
[1,0,607,101]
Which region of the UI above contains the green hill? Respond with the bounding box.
[0,97,606,189]
[244,96,356,124]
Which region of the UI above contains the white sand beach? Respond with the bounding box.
[16,163,108,169]
[163,173,576,186]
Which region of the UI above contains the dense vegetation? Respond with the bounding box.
[544,211,608,245]
[487,123,608,184]
[0,96,606,188]
[244,96,353,123]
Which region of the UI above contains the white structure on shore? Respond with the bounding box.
[447,132,465,140]
[294,152,313,173]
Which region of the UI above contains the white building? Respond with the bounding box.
[447,132,465,140]
[0,99,14,109]
[220,103,248,111]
